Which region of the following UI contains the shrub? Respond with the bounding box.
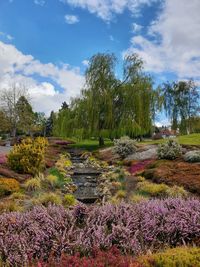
[0,199,200,265]
[24,178,41,192]
[0,178,20,197]
[157,139,182,160]
[138,246,200,267]
[33,247,135,267]
[165,185,188,198]
[10,192,26,200]
[0,200,23,214]
[184,150,200,163]
[115,190,126,199]
[136,181,169,198]
[45,175,58,189]
[131,194,149,203]
[129,160,153,175]
[114,136,137,158]
[37,193,62,206]
[55,154,72,173]
[8,137,48,175]
[63,194,76,207]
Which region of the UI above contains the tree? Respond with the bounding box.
[52,52,159,145]
[0,83,28,137]
[46,111,55,136]
[34,112,47,136]
[162,80,200,134]
[84,53,117,146]
[0,110,10,133]
[16,96,35,134]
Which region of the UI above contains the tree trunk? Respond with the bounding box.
[99,136,104,147]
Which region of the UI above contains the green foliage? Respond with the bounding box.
[63,194,76,207]
[139,246,200,267]
[0,200,23,214]
[157,139,182,160]
[114,136,137,158]
[136,181,169,198]
[184,150,200,163]
[37,192,62,206]
[161,80,199,134]
[165,185,188,198]
[134,178,188,199]
[24,178,41,192]
[8,137,48,175]
[0,178,20,197]
[53,52,157,143]
[10,192,26,200]
[130,194,149,203]
[45,175,58,189]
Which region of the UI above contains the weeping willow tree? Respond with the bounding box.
[53,52,159,145]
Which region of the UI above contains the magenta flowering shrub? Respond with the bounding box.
[0,199,200,266]
[0,154,7,164]
[129,160,152,175]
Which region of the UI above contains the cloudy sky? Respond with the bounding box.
[0,0,200,123]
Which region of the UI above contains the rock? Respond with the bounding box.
[125,145,158,161]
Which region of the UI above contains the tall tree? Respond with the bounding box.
[16,96,35,134]
[0,83,28,137]
[84,53,117,146]
[162,80,200,134]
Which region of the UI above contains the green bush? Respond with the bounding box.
[0,178,20,197]
[165,185,188,198]
[184,150,200,163]
[0,200,23,214]
[157,139,182,160]
[10,192,26,200]
[63,194,76,207]
[37,192,62,206]
[139,246,200,267]
[136,181,168,197]
[24,178,41,192]
[45,175,58,189]
[130,194,149,203]
[8,137,48,175]
[114,136,137,158]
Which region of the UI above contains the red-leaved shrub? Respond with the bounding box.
[33,247,139,267]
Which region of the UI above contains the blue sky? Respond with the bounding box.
[0,0,199,125]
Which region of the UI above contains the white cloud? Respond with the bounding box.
[132,22,143,32]
[65,14,79,24]
[34,0,45,6]
[60,0,159,21]
[124,0,200,81]
[82,60,89,66]
[0,41,84,114]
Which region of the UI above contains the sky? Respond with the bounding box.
[0,0,200,125]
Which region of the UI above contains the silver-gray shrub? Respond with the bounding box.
[157,139,182,160]
[184,150,200,163]
[114,136,137,158]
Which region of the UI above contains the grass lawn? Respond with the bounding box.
[141,133,200,146]
[70,139,114,151]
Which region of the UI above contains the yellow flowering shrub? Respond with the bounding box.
[8,137,48,175]
[0,178,20,196]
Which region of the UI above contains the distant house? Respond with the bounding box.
[153,126,178,140]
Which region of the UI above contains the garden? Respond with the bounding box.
[0,52,200,266]
[0,133,200,266]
